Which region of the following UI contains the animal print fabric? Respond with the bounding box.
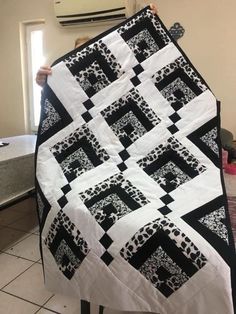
[36,5,236,314]
[40,99,61,135]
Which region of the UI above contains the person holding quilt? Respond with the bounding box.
[35,2,158,87]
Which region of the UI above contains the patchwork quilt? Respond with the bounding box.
[36,6,236,314]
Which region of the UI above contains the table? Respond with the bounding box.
[0,135,37,207]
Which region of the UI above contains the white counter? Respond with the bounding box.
[0,135,37,206]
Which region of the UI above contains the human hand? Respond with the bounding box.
[35,65,52,87]
[149,3,158,15]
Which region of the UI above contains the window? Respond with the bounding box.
[25,23,45,131]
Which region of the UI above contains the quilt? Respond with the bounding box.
[36,6,236,314]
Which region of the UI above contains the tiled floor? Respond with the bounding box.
[0,173,235,314]
[0,197,81,314]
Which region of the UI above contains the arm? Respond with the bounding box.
[35,65,52,87]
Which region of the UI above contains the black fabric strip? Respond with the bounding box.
[85,185,141,210]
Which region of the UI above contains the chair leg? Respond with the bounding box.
[99,305,105,314]
[81,300,90,314]
[80,300,105,314]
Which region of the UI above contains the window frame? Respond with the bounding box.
[21,21,45,133]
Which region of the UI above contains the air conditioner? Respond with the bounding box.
[54,0,126,27]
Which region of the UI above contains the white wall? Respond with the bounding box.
[0,0,235,137]
[0,0,110,137]
[158,0,236,138]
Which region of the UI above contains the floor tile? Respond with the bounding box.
[10,197,37,214]
[8,212,39,233]
[5,234,41,261]
[0,253,34,288]
[3,263,53,305]
[43,294,80,314]
[0,227,30,251]
[0,207,27,226]
[0,291,39,314]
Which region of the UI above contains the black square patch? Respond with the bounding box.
[61,184,72,195]
[58,196,68,209]
[81,111,93,123]
[160,194,174,205]
[131,76,141,87]
[119,150,130,161]
[101,251,114,265]
[158,206,172,215]
[133,64,144,75]
[120,136,133,148]
[83,99,95,110]
[117,162,128,172]
[168,124,179,134]
[169,112,181,123]
[99,234,113,249]
[172,101,183,111]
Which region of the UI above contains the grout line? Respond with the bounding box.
[40,306,61,314]
[1,261,38,290]
[2,225,39,237]
[12,228,39,236]
[0,211,33,227]
[0,228,37,252]
[4,217,39,229]
[33,308,42,314]
[0,224,35,234]
[33,294,61,314]
[41,294,55,307]
[0,289,43,308]
[0,211,39,230]
[0,250,41,264]
[0,259,57,313]
[34,306,61,314]
[6,226,40,237]
[39,294,62,314]
[1,224,33,238]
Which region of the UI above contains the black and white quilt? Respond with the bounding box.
[36,6,236,314]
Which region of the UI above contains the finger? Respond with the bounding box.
[38,68,52,75]
[40,65,51,70]
[150,3,158,15]
[39,70,52,76]
[39,66,52,74]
